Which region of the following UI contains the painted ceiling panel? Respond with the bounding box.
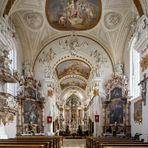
[60,77,87,90]
[46,0,102,30]
[56,59,91,79]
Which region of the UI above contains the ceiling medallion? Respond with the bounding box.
[23,11,44,30]
[104,11,122,30]
[46,0,102,30]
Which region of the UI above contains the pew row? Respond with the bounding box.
[0,136,62,148]
[100,143,148,148]
[0,142,49,148]
[0,144,45,148]
[86,137,144,148]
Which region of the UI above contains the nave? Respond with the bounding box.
[0,0,148,147]
[61,139,86,148]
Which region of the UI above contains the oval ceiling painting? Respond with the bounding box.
[46,0,102,30]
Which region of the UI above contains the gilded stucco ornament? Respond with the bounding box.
[140,54,148,72]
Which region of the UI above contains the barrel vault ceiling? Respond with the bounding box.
[0,0,146,106]
[0,0,141,63]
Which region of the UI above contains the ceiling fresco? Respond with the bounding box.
[60,77,87,90]
[0,0,144,107]
[56,59,91,79]
[46,0,102,30]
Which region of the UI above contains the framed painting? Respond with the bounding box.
[111,87,122,99]
[110,100,123,124]
[47,116,52,123]
[24,87,36,99]
[24,100,39,124]
[134,99,142,123]
[95,115,99,122]
[46,0,102,30]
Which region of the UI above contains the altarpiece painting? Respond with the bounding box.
[24,100,39,124]
[110,100,123,124]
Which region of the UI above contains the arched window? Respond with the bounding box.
[7,49,17,96]
[130,37,140,99]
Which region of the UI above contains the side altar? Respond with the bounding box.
[16,74,45,135]
[103,74,131,137]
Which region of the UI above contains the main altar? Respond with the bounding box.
[59,94,87,136]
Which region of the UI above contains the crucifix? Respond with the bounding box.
[138,73,148,105]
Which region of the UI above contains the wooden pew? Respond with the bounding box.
[15,136,61,148]
[96,137,143,148]
[86,136,143,148]
[96,141,144,148]
[0,144,45,148]
[0,141,50,148]
[100,143,148,148]
[86,136,94,148]
[0,136,61,148]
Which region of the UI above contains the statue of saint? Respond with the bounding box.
[138,74,148,105]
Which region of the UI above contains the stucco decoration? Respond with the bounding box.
[90,49,107,78]
[104,11,122,30]
[34,36,113,95]
[23,11,44,30]
[105,74,128,100]
[115,63,124,75]
[58,33,88,56]
[38,48,56,79]
[0,16,15,51]
[134,15,148,52]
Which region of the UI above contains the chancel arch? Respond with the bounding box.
[32,34,114,133]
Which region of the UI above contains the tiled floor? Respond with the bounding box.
[61,139,86,148]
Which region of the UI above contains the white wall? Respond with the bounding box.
[15,34,23,74]
[87,95,103,137]
[140,49,148,142]
[94,95,103,137]
[5,117,17,138]
[40,80,59,135]
[131,15,148,142]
